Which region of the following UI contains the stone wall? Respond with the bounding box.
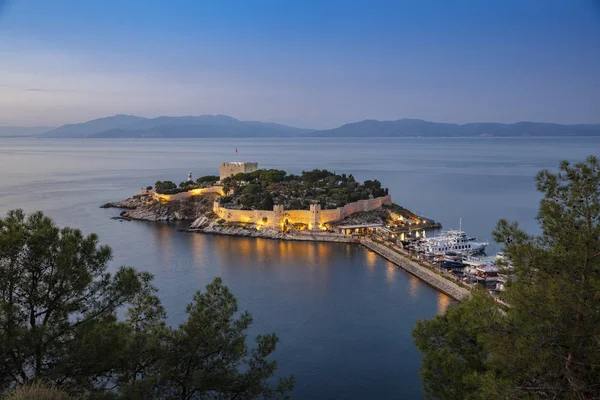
[213,207,278,226]
[213,194,392,231]
[149,186,226,202]
[219,162,259,181]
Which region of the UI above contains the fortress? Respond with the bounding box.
[219,162,258,181]
[213,195,392,231]
[143,161,393,231]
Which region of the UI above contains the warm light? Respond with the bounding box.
[188,188,206,196]
[157,193,172,203]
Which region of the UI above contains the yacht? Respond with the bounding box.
[418,220,488,255]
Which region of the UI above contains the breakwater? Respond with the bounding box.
[360,237,470,301]
[188,220,468,300]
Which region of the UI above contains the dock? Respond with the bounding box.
[360,237,470,301]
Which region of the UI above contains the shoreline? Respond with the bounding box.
[186,225,469,301]
[103,193,463,301]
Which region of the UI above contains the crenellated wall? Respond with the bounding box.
[213,195,392,231]
[219,162,259,181]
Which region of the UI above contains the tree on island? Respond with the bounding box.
[195,175,220,187]
[218,168,388,211]
[154,180,177,194]
[413,156,600,399]
[0,210,293,399]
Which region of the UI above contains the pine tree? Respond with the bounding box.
[413,156,600,399]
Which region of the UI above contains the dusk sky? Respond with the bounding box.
[1,0,599,128]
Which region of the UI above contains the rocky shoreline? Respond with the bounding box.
[102,194,363,242]
[101,193,219,222]
[101,193,469,301]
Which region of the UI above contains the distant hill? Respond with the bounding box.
[42,114,150,138]
[35,115,600,138]
[42,114,314,138]
[315,119,600,137]
[0,126,54,137]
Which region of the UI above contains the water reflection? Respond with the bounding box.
[153,223,176,268]
[437,292,452,314]
[365,249,377,272]
[408,275,420,300]
[386,263,396,284]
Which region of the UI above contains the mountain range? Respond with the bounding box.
[0,126,56,137]
[4,115,600,138]
[40,114,312,138]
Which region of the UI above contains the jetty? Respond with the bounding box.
[360,237,470,301]
[104,161,470,300]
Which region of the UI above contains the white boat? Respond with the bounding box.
[418,219,488,255]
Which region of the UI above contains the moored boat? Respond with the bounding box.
[418,220,488,255]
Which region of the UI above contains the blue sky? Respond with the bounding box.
[0,0,599,128]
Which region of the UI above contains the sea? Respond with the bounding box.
[0,136,597,399]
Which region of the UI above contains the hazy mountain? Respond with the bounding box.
[43,114,314,138]
[38,115,600,138]
[41,115,148,137]
[316,119,600,137]
[0,126,54,137]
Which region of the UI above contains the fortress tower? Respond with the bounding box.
[219,162,259,181]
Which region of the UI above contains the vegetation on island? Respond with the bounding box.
[412,156,600,399]
[0,210,293,399]
[219,169,388,210]
[154,169,388,211]
[153,175,221,195]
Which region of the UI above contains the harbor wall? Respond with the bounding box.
[213,194,392,230]
[360,237,470,301]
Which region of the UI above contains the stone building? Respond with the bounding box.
[219,162,259,181]
[213,194,392,231]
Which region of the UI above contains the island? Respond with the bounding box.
[102,162,441,242]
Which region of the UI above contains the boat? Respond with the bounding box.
[418,219,488,255]
[440,258,466,269]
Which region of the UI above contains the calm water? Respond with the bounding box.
[0,137,597,399]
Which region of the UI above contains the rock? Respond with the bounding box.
[103,193,219,222]
[101,196,146,209]
[193,223,287,240]
[190,216,210,229]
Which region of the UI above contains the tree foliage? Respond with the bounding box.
[154,181,179,194]
[413,155,600,400]
[221,168,387,210]
[0,210,293,399]
[195,175,220,186]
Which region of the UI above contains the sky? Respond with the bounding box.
[0,0,599,129]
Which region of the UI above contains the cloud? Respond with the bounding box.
[0,85,71,93]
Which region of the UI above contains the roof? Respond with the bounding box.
[335,223,383,229]
[220,161,257,165]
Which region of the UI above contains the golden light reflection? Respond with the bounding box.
[365,250,377,271]
[408,275,420,300]
[306,243,317,266]
[437,293,452,315]
[385,263,396,283]
[154,224,175,266]
[317,243,328,260]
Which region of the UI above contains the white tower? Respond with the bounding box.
[187,171,192,182]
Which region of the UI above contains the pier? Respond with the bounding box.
[360,237,470,301]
